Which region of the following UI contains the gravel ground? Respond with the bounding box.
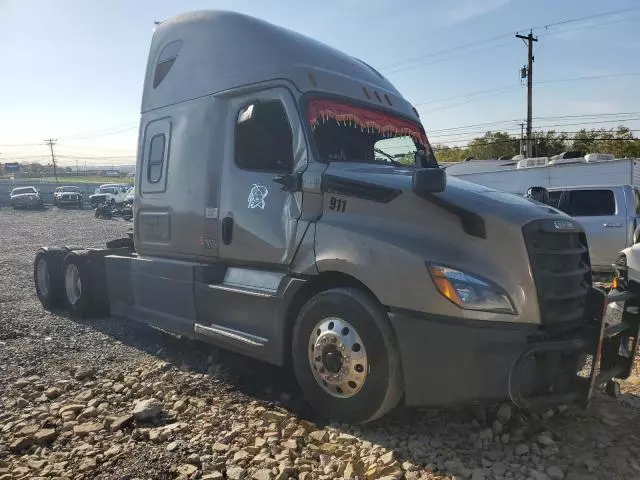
[1,207,640,480]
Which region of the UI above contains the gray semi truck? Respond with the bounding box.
[32,11,639,423]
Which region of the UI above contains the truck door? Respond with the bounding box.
[218,87,306,266]
[560,188,625,269]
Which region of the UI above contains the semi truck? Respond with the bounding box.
[32,11,639,423]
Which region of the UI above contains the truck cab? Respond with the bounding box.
[32,10,638,423]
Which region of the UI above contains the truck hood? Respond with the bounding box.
[323,163,567,228]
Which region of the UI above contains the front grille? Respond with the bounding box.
[523,219,592,332]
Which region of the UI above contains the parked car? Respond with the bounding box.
[89,184,130,208]
[10,186,43,209]
[53,186,84,208]
[123,186,135,205]
[529,184,640,273]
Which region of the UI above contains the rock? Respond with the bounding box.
[34,428,57,444]
[77,389,94,402]
[110,414,134,431]
[44,387,62,399]
[132,398,163,421]
[263,410,287,424]
[176,464,198,476]
[565,474,597,480]
[538,434,556,447]
[471,469,486,480]
[233,449,251,462]
[492,463,507,476]
[212,442,228,453]
[479,428,493,440]
[74,367,95,380]
[59,404,85,415]
[515,444,530,456]
[380,451,395,466]
[308,430,328,443]
[202,473,224,480]
[227,465,247,480]
[27,459,47,469]
[444,459,464,475]
[530,471,550,480]
[105,445,121,458]
[16,397,28,408]
[492,420,503,434]
[73,422,103,437]
[78,406,98,419]
[497,404,512,424]
[9,437,32,452]
[168,441,184,453]
[547,466,564,479]
[252,469,274,480]
[78,458,97,472]
[173,398,189,412]
[16,424,40,437]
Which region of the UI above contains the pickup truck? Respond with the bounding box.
[544,185,640,272]
[89,184,130,208]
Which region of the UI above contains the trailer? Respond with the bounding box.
[446,155,640,195]
[32,11,638,423]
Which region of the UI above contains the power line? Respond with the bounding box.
[426,112,640,134]
[414,72,640,114]
[378,6,640,76]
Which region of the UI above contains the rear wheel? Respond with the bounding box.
[292,288,403,424]
[62,251,108,317]
[34,249,66,309]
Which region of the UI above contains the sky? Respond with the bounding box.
[1,0,640,166]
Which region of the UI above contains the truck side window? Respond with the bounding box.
[147,134,166,183]
[548,191,562,208]
[634,188,640,214]
[563,189,615,216]
[235,101,293,173]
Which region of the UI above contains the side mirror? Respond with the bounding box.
[413,168,446,195]
[526,186,550,205]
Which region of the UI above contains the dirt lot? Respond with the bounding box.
[1,208,640,480]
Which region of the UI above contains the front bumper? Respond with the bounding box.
[12,197,42,206]
[390,287,639,408]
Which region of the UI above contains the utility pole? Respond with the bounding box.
[516,31,537,158]
[519,123,524,155]
[44,138,58,183]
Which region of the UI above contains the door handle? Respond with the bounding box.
[222,216,234,245]
[603,222,622,228]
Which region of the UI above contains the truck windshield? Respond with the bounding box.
[12,187,36,195]
[306,98,437,168]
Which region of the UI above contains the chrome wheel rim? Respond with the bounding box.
[64,264,82,306]
[308,317,368,398]
[36,258,50,297]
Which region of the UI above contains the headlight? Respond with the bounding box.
[428,264,516,314]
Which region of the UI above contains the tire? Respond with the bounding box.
[62,251,109,318]
[292,287,403,424]
[34,249,66,309]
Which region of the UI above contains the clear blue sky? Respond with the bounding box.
[1,0,639,166]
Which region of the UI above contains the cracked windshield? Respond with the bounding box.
[1,1,640,479]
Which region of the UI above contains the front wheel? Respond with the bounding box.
[292,288,403,424]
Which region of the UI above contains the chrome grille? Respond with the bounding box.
[523,219,592,331]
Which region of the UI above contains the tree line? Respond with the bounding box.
[432,126,640,162]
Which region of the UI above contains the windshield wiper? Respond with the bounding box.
[373,148,409,167]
